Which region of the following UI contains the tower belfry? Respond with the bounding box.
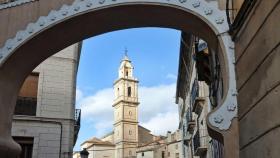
[113,52,139,158]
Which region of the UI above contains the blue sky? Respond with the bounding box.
[74,28,181,151]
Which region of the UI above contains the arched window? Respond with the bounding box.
[126,71,128,77]
[128,87,131,97]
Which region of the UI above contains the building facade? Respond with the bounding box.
[12,44,81,158]
[136,130,183,158]
[176,33,223,158]
[227,0,280,157]
[113,54,140,158]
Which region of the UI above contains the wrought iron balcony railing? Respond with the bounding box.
[190,79,199,109]
[14,96,37,116]
[75,109,81,126]
[186,108,195,134]
[74,109,81,145]
[193,130,208,156]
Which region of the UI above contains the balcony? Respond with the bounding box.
[187,120,195,134]
[14,96,37,116]
[193,130,208,156]
[74,109,81,145]
[186,108,195,134]
[192,97,206,116]
[183,132,192,145]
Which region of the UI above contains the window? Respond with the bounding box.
[128,87,131,97]
[126,71,129,77]
[129,111,132,116]
[129,150,132,155]
[14,73,39,116]
[175,144,178,149]
[129,130,132,135]
[171,134,175,141]
[162,151,165,158]
[13,137,33,158]
[142,152,144,156]
[175,153,179,158]
[168,152,170,157]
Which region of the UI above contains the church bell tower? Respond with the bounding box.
[113,51,139,158]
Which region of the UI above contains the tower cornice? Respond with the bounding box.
[112,99,139,107]
[114,120,139,125]
[114,77,139,85]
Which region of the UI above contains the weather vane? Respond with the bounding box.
[124,47,128,56]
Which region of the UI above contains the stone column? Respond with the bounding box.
[0,71,22,157]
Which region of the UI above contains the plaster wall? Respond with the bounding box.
[137,151,153,158]
[89,145,115,158]
[34,44,79,119]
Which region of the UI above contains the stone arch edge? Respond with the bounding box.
[0,0,237,147]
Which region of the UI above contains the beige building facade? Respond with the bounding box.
[136,130,183,158]
[176,33,223,158]
[12,44,81,158]
[113,54,140,158]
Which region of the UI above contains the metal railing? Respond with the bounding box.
[14,96,37,116]
[75,109,81,126]
[193,129,209,156]
[193,131,200,152]
[74,109,81,145]
[210,139,224,158]
[186,108,192,123]
[190,79,199,109]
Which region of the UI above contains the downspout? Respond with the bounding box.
[225,0,232,29]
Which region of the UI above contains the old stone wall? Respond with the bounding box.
[34,44,80,119]
[12,43,80,158]
[234,0,280,157]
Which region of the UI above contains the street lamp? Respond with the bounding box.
[80,148,89,158]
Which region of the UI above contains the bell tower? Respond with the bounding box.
[113,51,139,158]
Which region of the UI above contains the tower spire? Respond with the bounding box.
[113,54,139,158]
[124,47,128,57]
[122,47,130,61]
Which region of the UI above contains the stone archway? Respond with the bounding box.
[0,0,238,157]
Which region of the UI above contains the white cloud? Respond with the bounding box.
[76,88,84,103]
[79,88,114,121]
[141,112,179,136]
[77,83,179,137]
[138,83,178,123]
[166,73,177,80]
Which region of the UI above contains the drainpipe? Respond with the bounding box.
[13,117,65,158]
